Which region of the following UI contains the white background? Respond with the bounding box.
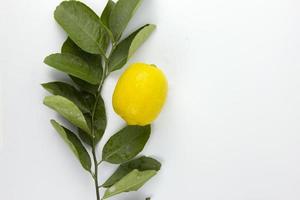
[1,0,300,199]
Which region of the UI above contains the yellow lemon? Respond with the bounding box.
[112,63,168,125]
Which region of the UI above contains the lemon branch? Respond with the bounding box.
[43,2,161,200]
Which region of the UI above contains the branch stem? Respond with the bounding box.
[90,41,118,200]
[92,146,100,200]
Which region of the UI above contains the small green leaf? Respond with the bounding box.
[41,82,90,113]
[103,169,157,199]
[100,0,116,43]
[51,120,91,171]
[44,95,90,134]
[93,96,107,143]
[108,24,156,72]
[103,156,161,187]
[54,1,107,55]
[101,0,115,27]
[44,53,100,84]
[102,125,151,164]
[78,96,107,146]
[109,0,142,40]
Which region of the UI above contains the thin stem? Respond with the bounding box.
[92,146,100,200]
[97,160,103,166]
[90,40,119,200]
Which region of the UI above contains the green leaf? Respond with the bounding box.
[44,53,100,84]
[41,82,90,113]
[109,0,142,40]
[78,96,107,146]
[61,37,102,94]
[69,76,98,95]
[103,169,157,199]
[54,1,107,55]
[61,37,103,74]
[103,156,161,187]
[78,114,93,145]
[102,125,151,164]
[43,95,90,134]
[108,24,156,72]
[81,92,96,112]
[93,96,107,143]
[101,0,115,27]
[100,0,116,43]
[51,120,91,171]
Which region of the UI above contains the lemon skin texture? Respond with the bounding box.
[112,63,168,126]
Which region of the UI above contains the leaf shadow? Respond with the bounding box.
[47,70,73,84]
[116,192,146,200]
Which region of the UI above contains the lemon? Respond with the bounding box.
[112,63,168,125]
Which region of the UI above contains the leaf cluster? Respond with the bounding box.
[42,0,159,199]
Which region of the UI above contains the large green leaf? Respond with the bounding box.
[108,24,156,72]
[41,82,90,113]
[51,120,91,171]
[54,1,107,55]
[44,95,90,134]
[102,125,151,164]
[78,96,107,146]
[44,53,100,84]
[109,0,142,40]
[103,169,157,199]
[103,156,161,187]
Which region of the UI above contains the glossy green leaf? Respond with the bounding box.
[108,24,156,72]
[102,125,151,164]
[51,120,91,171]
[44,95,90,134]
[109,0,142,40]
[41,82,90,113]
[78,96,107,146]
[103,169,157,199]
[54,1,106,55]
[101,0,115,27]
[103,156,161,187]
[44,53,100,84]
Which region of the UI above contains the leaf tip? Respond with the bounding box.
[43,55,52,65]
[43,96,49,105]
[148,24,156,29]
[50,119,57,125]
